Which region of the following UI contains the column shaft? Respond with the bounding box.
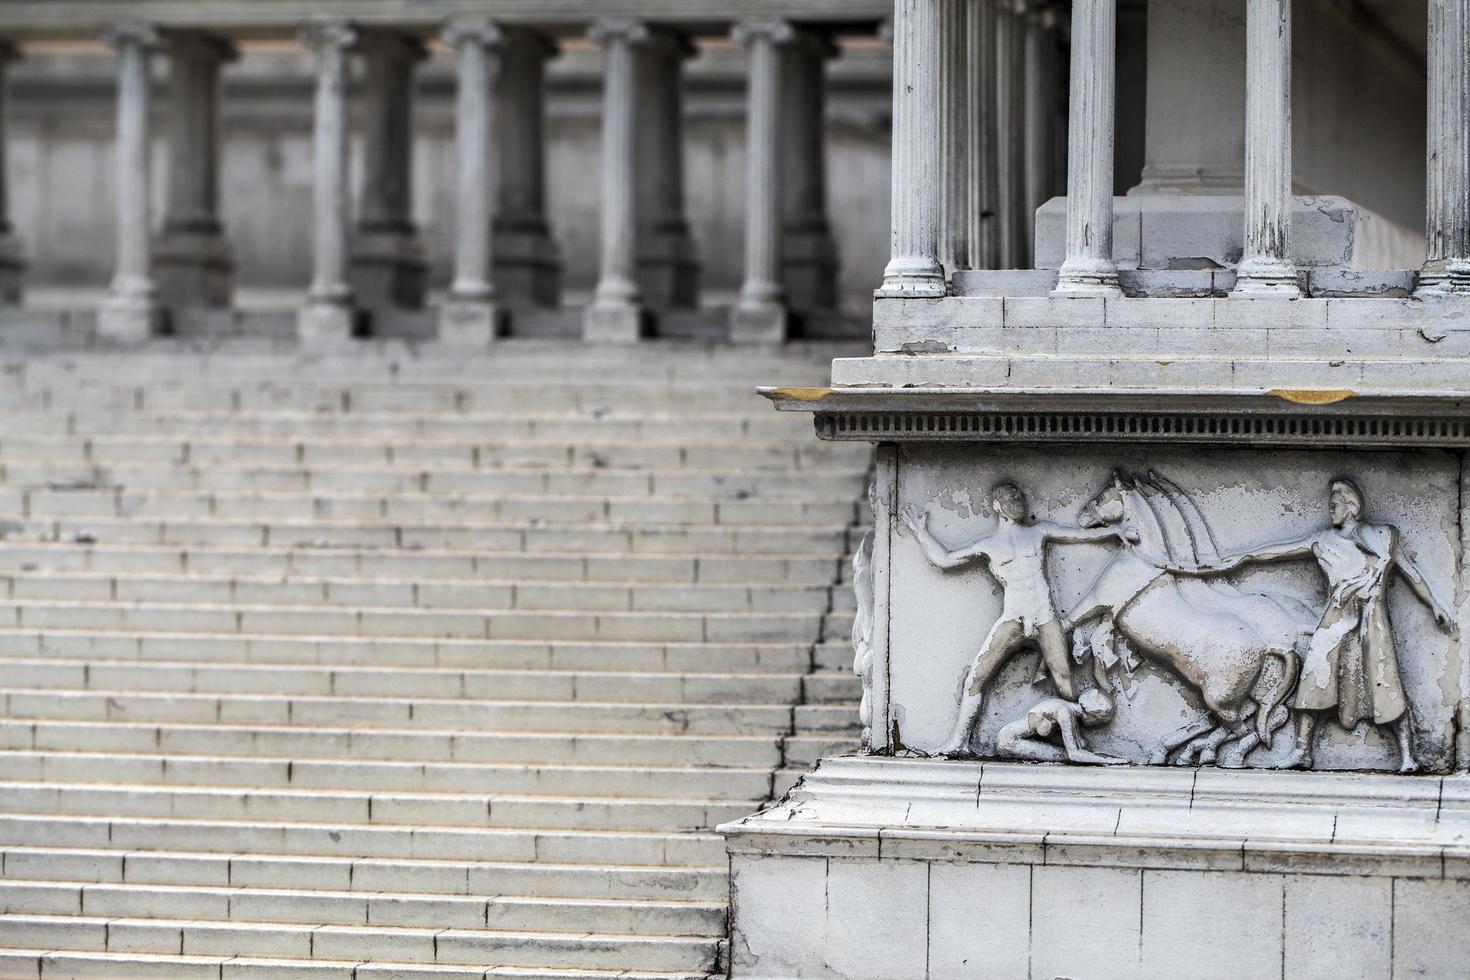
[1420,0,1470,294]
[996,0,1028,268]
[0,41,24,303]
[99,24,161,341]
[584,19,647,342]
[1021,6,1055,266]
[969,0,1001,270]
[298,19,356,346]
[731,20,793,342]
[1053,0,1120,295]
[494,29,561,308]
[878,0,946,297]
[350,30,427,319]
[635,30,698,311]
[440,17,503,346]
[155,31,236,315]
[1232,0,1298,297]
[780,31,840,312]
[940,0,971,273]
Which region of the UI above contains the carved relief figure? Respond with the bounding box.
[996,690,1128,765]
[902,480,1132,757]
[851,482,878,748]
[1181,478,1455,772]
[1065,473,1316,766]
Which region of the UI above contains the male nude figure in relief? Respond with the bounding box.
[903,481,1133,757]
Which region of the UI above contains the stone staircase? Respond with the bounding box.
[0,341,867,979]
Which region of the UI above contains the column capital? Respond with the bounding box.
[442,16,506,51]
[300,18,356,55]
[588,18,650,47]
[732,19,798,47]
[103,22,160,52]
[162,30,238,65]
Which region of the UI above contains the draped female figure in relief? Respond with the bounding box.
[1188,478,1455,772]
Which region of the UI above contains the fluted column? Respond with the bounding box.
[634,29,699,311]
[996,0,1028,267]
[350,30,427,324]
[1419,0,1470,295]
[1232,0,1298,297]
[969,0,1001,270]
[155,31,236,317]
[494,29,561,308]
[0,41,24,304]
[99,24,162,342]
[439,17,503,346]
[298,19,357,346]
[780,30,840,312]
[1022,4,1055,264]
[731,20,794,342]
[584,19,648,342]
[879,0,946,297]
[1052,0,1120,296]
[940,0,972,274]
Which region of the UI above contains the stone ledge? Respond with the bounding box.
[720,756,1470,879]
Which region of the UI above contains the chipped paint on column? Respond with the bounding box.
[968,0,1001,270]
[939,0,971,274]
[1419,0,1470,295]
[1052,0,1120,295]
[1232,0,1299,297]
[867,444,899,752]
[878,0,947,298]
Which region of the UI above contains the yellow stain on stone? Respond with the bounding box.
[1267,388,1356,405]
[771,387,833,401]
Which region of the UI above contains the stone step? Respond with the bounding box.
[0,599,826,643]
[0,629,816,673]
[0,814,728,865]
[793,703,863,733]
[3,487,858,527]
[0,914,723,972]
[2,515,854,554]
[0,721,782,769]
[0,459,868,497]
[0,542,843,585]
[0,752,776,800]
[0,879,727,936]
[0,659,807,703]
[0,570,834,613]
[814,640,855,672]
[782,735,862,770]
[0,689,798,734]
[802,671,865,703]
[0,846,728,901]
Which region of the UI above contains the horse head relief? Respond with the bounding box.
[884,458,1461,773]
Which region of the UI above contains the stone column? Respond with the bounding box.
[98,24,162,342]
[731,20,794,342]
[439,17,503,346]
[780,30,840,311]
[1232,0,1298,297]
[1022,5,1055,262]
[297,19,357,346]
[0,41,25,304]
[878,0,946,298]
[494,28,561,308]
[996,0,1029,268]
[1052,0,1121,295]
[154,31,237,316]
[940,0,972,274]
[634,29,699,311]
[969,0,1001,270]
[584,19,648,342]
[1419,0,1470,295]
[349,30,427,320]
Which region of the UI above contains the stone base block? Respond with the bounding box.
[296,301,357,348]
[349,229,428,312]
[729,300,789,344]
[155,229,234,310]
[495,223,562,308]
[723,757,1470,980]
[96,293,162,344]
[583,301,647,344]
[437,300,503,347]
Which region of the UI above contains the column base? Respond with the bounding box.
[438,297,503,347]
[583,301,647,344]
[96,290,162,343]
[729,299,789,344]
[877,257,947,299]
[1051,258,1122,297]
[297,299,358,348]
[1232,256,1301,298]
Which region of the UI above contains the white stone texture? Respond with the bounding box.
[1419,0,1470,294]
[878,0,946,297]
[939,0,970,274]
[297,18,356,345]
[1234,0,1299,296]
[97,23,161,342]
[1053,0,1120,295]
